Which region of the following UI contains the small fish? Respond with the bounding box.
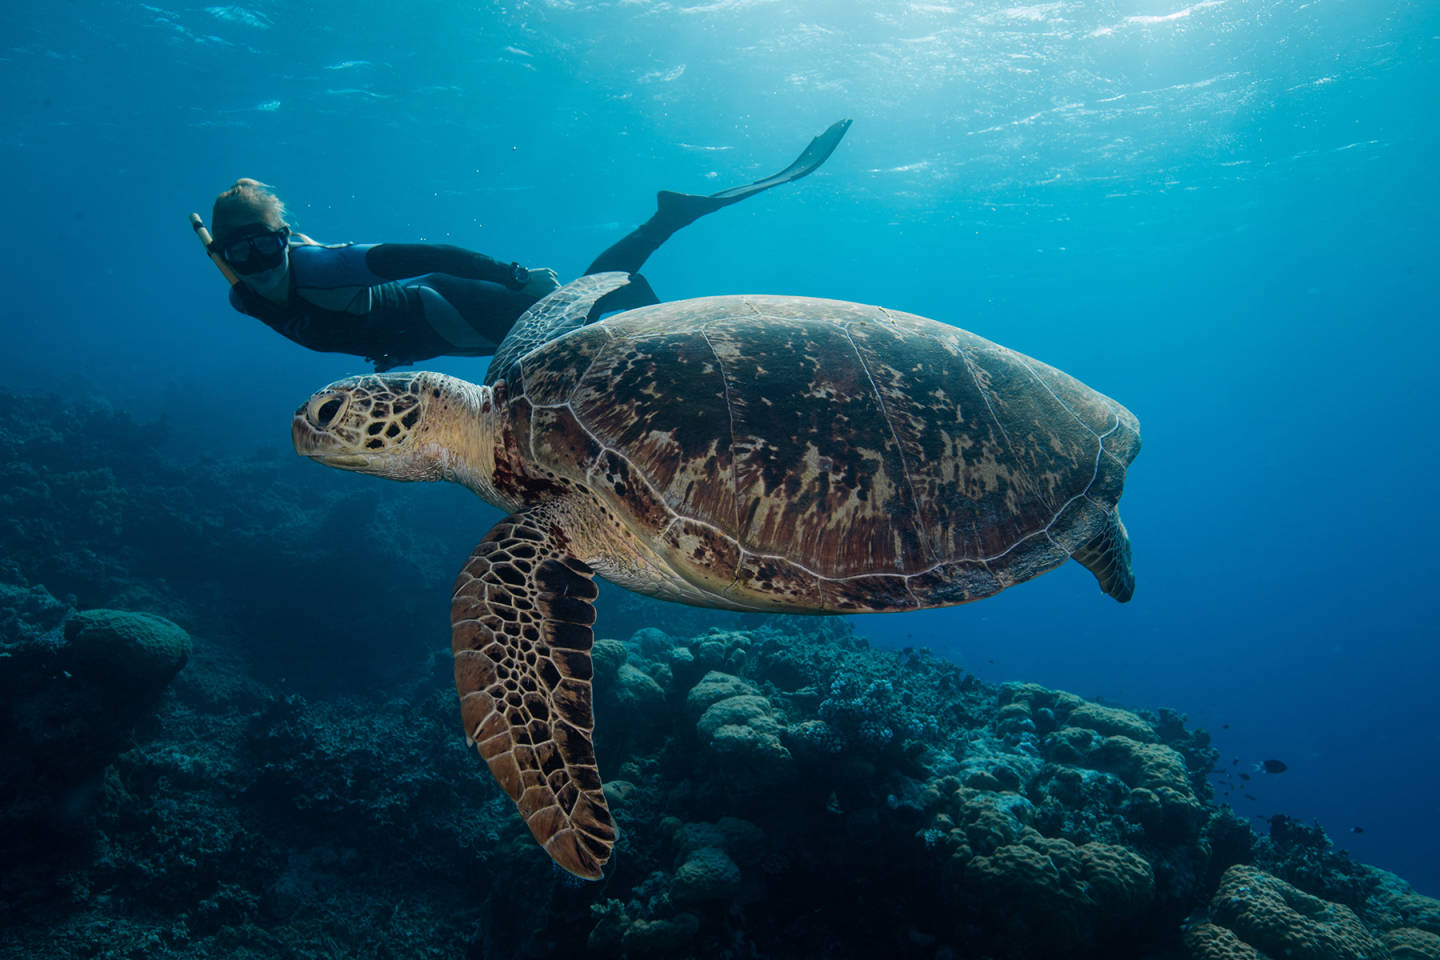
[1231,758,1239,766]
[1238,772,1251,781]
[1256,759,1288,774]
[1243,793,1257,801]
[1351,826,1365,834]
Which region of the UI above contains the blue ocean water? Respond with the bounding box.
[3,0,1436,900]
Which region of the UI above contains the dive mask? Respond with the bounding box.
[216,225,290,275]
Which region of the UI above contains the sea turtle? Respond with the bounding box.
[291,273,1141,879]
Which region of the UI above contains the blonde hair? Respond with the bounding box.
[211,178,288,240]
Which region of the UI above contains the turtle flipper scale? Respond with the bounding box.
[485,272,636,388]
[450,508,615,879]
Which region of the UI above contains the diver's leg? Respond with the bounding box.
[583,118,852,276]
[581,221,672,279]
[415,276,536,355]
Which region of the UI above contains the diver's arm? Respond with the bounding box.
[364,243,529,288]
[230,278,399,354]
[229,282,289,323]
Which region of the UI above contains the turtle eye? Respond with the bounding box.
[308,393,348,428]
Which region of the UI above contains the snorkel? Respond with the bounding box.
[191,215,292,302]
[190,212,240,286]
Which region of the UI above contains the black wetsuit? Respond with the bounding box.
[230,242,538,369]
[226,119,852,370]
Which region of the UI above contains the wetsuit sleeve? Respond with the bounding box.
[364,243,524,288]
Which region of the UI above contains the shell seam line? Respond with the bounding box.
[1011,354,1118,446]
[534,399,750,599]
[844,316,934,566]
[841,320,928,606]
[1010,355,1127,518]
[527,325,616,460]
[700,325,744,561]
[570,328,612,401]
[960,345,1051,513]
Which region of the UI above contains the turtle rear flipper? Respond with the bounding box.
[1073,511,1135,603]
[450,505,615,879]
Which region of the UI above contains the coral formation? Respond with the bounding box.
[695,693,795,785]
[670,846,742,904]
[64,608,191,696]
[1384,927,1440,959]
[1187,864,1389,960]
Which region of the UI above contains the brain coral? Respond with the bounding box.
[1181,922,1268,960]
[1067,702,1159,742]
[671,846,743,905]
[621,913,700,955]
[62,608,191,698]
[685,671,758,718]
[965,832,1156,944]
[1383,927,1440,960]
[1190,865,1391,960]
[694,694,795,787]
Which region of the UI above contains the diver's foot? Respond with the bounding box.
[655,189,736,229]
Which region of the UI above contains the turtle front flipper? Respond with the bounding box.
[1073,510,1136,603]
[486,272,639,388]
[450,507,615,879]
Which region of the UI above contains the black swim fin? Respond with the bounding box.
[583,119,852,276]
[655,118,853,226]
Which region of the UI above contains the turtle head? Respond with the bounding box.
[293,372,481,483]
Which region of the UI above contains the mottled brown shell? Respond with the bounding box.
[500,295,1139,612]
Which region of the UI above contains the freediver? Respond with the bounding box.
[195,119,852,371]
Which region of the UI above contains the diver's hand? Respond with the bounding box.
[520,266,560,299]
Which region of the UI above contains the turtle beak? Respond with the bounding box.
[292,408,332,459]
[292,398,364,466]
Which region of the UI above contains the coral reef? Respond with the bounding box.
[2,387,1437,959]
